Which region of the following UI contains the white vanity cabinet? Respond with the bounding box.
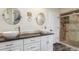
[0,35,53,51]
[23,35,53,51]
[24,35,53,51]
[0,40,23,51]
[24,37,41,51]
[40,35,53,51]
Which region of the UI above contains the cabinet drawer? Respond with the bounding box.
[24,46,40,51]
[8,47,22,51]
[0,42,16,49]
[0,48,10,51]
[24,42,40,51]
[0,40,23,50]
[24,37,40,44]
[0,47,21,51]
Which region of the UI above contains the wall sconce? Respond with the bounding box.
[27,12,32,22]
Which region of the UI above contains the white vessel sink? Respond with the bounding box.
[40,31,51,35]
[2,31,19,39]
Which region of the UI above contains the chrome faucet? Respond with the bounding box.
[17,26,21,36]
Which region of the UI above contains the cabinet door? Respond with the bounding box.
[40,36,48,51]
[15,40,23,51]
[8,40,23,51]
[47,35,53,51]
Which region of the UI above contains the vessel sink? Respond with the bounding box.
[40,31,51,35]
[2,31,19,39]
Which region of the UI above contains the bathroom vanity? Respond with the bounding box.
[0,33,54,51]
[0,8,57,51]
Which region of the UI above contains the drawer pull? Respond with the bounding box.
[6,44,14,46]
[31,40,35,41]
[8,50,12,51]
[30,47,36,49]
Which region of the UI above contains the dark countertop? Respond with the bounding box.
[0,33,54,43]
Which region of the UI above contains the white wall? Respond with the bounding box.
[0,8,60,43]
[48,9,60,43]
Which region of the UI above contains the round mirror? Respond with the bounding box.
[36,13,46,25]
[2,8,21,25]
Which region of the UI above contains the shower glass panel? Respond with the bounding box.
[66,14,79,47]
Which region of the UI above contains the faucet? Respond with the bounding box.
[17,26,21,36]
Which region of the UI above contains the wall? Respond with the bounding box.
[0,8,60,43]
[49,9,60,43]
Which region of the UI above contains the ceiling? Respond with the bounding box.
[57,8,79,14]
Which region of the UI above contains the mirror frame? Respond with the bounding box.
[36,13,46,25]
[2,8,21,25]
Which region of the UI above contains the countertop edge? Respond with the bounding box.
[0,33,54,43]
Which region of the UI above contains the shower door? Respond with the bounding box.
[60,13,79,48]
